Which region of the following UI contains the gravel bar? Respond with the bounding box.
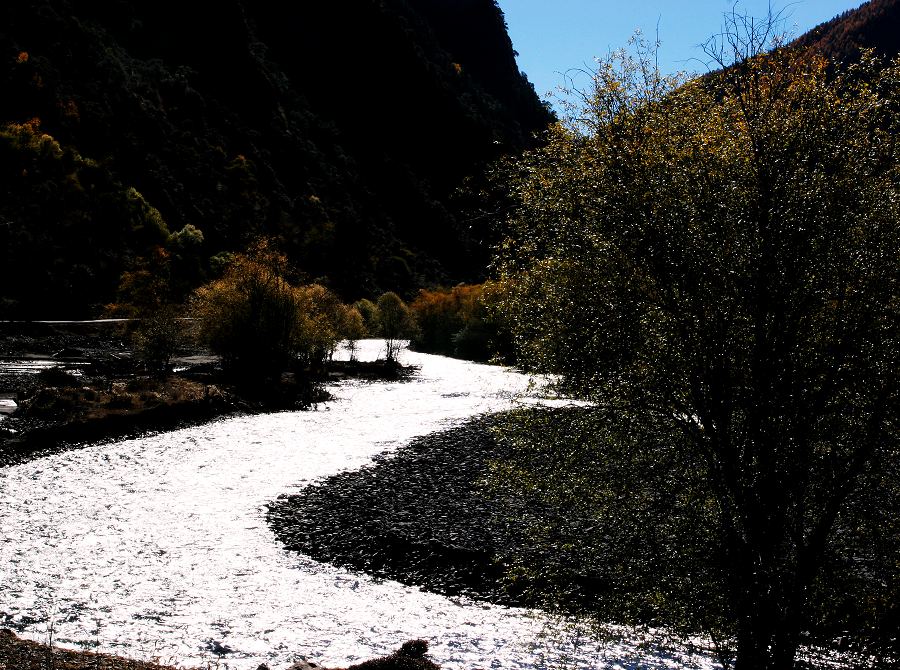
[267,413,520,604]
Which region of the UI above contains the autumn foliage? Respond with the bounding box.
[795,0,900,63]
[409,283,507,362]
[190,240,343,381]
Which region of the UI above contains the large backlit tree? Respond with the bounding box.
[494,28,900,670]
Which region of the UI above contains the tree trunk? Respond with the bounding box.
[734,608,774,670]
[729,528,803,670]
[734,613,800,670]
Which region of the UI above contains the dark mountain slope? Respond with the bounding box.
[793,0,900,62]
[0,0,552,317]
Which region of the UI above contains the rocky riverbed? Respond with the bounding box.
[0,340,721,670]
[0,321,238,462]
[266,409,600,611]
[267,414,514,604]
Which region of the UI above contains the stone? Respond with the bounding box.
[346,640,439,670]
[287,660,319,670]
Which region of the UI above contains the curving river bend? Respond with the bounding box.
[0,341,716,670]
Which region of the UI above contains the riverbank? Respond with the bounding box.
[0,629,439,670]
[0,323,414,465]
[0,628,184,670]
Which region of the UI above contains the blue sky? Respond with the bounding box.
[497,1,862,108]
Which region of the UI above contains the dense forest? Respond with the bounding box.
[0,0,552,317]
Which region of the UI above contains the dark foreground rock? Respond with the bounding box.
[345,639,439,670]
[268,414,520,603]
[0,627,184,670]
[289,640,439,670]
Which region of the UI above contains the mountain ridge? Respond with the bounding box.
[793,0,900,62]
[2,1,897,318]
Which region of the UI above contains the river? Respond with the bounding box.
[0,341,716,670]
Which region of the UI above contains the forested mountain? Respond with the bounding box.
[0,0,552,317]
[794,0,900,62]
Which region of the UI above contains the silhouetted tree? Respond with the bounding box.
[376,292,416,362]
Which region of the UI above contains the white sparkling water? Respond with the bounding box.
[0,341,717,670]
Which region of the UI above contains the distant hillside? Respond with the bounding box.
[0,0,553,317]
[794,0,900,62]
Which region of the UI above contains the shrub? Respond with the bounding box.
[131,306,185,376]
[292,283,345,369]
[352,298,379,336]
[341,305,368,361]
[409,283,509,362]
[190,240,339,381]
